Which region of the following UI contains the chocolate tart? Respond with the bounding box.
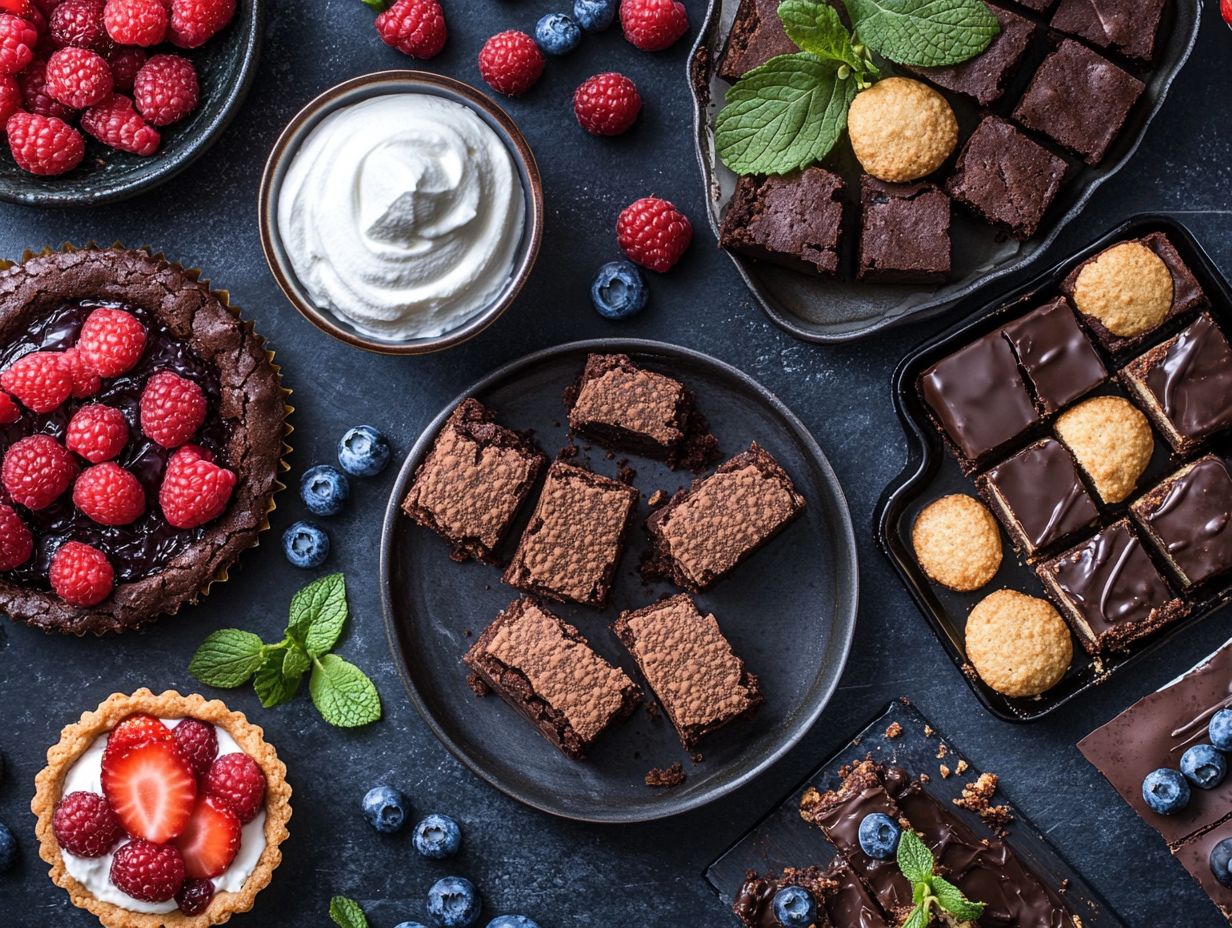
[0,247,290,635]
[32,689,292,928]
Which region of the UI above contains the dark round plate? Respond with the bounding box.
[380,339,859,822]
[0,0,264,207]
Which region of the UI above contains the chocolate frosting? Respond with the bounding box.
[1138,457,1232,587]
[821,860,891,928]
[1002,297,1106,413]
[984,439,1098,551]
[1144,313,1232,443]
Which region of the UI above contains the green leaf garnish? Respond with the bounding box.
[844,0,1000,67]
[288,572,348,656]
[778,0,865,71]
[311,654,382,728]
[896,827,986,926]
[188,630,265,687]
[329,895,368,928]
[897,828,934,884]
[283,645,311,678]
[254,656,301,709]
[901,906,930,928]
[931,874,986,920]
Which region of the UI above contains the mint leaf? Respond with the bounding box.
[310,655,381,728]
[931,874,985,920]
[779,0,863,70]
[283,644,310,678]
[716,53,857,175]
[901,905,929,928]
[254,656,301,708]
[329,896,368,928]
[845,0,999,66]
[287,572,348,657]
[189,630,265,688]
[897,828,934,884]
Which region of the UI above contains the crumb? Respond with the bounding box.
[648,489,668,508]
[645,763,686,788]
[923,724,935,737]
[1060,879,1070,892]
[616,459,637,485]
[936,744,949,759]
[940,765,951,779]
[919,773,930,783]
[953,772,1013,827]
[852,737,862,747]
[885,722,903,739]
[463,629,472,638]
[605,450,615,460]
[466,673,489,697]
[955,759,969,775]
[691,753,704,764]
[646,702,661,719]
[558,442,579,460]
[484,584,491,591]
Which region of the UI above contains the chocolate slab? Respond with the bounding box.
[732,866,837,928]
[1173,816,1232,923]
[1131,456,1232,588]
[1001,297,1107,413]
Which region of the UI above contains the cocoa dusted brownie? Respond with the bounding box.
[945,115,1069,239]
[612,594,762,748]
[645,442,805,592]
[401,398,545,563]
[1131,456,1232,588]
[503,460,638,606]
[1051,0,1167,63]
[719,168,845,277]
[732,866,839,928]
[907,4,1036,105]
[716,0,798,81]
[857,178,951,284]
[1001,297,1107,413]
[463,598,642,759]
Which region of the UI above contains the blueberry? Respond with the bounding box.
[338,425,391,477]
[857,812,901,860]
[1142,767,1190,814]
[0,820,15,872]
[771,886,816,928]
[590,260,648,320]
[362,785,409,834]
[486,918,540,928]
[1212,837,1232,888]
[1181,743,1228,789]
[534,12,582,55]
[282,521,329,568]
[300,464,349,517]
[427,876,481,928]
[1211,708,1232,752]
[574,0,616,31]
[413,813,462,859]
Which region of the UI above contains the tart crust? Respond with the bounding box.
[32,689,292,928]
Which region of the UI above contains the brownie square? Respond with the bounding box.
[612,594,762,748]
[401,398,546,563]
[463,598,642,759]
[945,116,1069,239]
[977,438,1099,558]
[1001,297,1107,413]
[645,442,805,592]
[1013,39,1145,166]
[1131,456,1232,587]
[857,177,951,283]
[502,461,638,606]
[1173,817,1232,922]
[1051,0,1166,63]
[719,167,845,277]
[1122,313,1232,454]
[716,0,798,81]
[907,4,1036,105]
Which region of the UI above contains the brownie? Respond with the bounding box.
[1037,519,1186,654]
[1131,455,1232,587]
[977,438,1099,559]
[612,594,762,748]
[716,0,798,81]
[1001,297,1107,413]
[644,442,805,592]
[945,115,1069,239]
[1050,0,1167,63]
[1173,818,1232,922]
[1122,313,1232,453]
[402,398,545,563]
[732,866,839,928]
[907,4,1036,105]
[1013,39,1145,166]
[857,177,951,283]
[502,461,638,606]
[719,168,845,277]
[463,598,642,759]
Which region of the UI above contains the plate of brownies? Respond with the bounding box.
[688,0,1200,343]
[379,339,859,821]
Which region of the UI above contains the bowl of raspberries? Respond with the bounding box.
[0,0,262,205]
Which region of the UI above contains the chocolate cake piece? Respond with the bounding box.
[857,177,951,284]
[719,168,845,277]
[907,4,1036,105]
[1050,0,1167,63]
[732,867,839,928]
[1001,297,1107,413]
[818,859,892,928]
[716,0,798,81]
[1131,456,1232,588]
[1173,817,1232,922]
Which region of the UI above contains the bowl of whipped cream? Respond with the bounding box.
[259,71,543,354]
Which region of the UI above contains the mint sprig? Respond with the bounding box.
[897,829,986,925]
[189,573,382,729]
[847,0,1000,67]
[329,896,369,928]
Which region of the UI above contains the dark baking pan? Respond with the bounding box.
[705,699,1124,926]
[687,0,1200,344]
[379,339,859,822]
[875,215,1232,723]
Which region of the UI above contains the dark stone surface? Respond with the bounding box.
[0,3,1230,926]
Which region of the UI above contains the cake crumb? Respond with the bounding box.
[691,753,704,764]
[466,673,490,697]
[939,764,951,779]
[955,759,969,775]
[646,702,661,719]
[645,763,686,788]
[558,442,579,461]
[885,722,903,739]
[648,489,668,508]
[923,724,936,737]
[919,773,930,783]
[616,459,637,485]
[936,743,949,759]
[953,772,1013,827]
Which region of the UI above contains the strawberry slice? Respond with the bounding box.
[103,714,174,764]
[174,795,240,880]
[101,740,197,844]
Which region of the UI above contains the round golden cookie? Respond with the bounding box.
[1055,396,1153,503]
[1073,242,1173,337]
[912,494,1002,592]
[847,77,958,182]
[965,589,1072,698]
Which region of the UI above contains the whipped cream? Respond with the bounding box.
[60,719,266,915]
[277,93,527,341]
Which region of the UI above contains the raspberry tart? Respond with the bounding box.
[33,689,292,928]
[0,246,288,634]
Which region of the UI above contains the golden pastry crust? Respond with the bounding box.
[847,77,958,182]
[965,589,1072,697]
[1055,396,1153,503]
[912,494,1002,592]
[32,690,292,928]
[1073,242,1173,337]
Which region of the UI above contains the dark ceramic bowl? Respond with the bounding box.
[0,0,264,208]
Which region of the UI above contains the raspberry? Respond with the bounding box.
[0,502,33,570]
[19,59,74,119]
[158,444,235,529]
[173,718,218,782]
[616,195,692,272]
[204,753,264,824]
[167,0,233,48]
[105,43,144,90]
[176,878,214,916]
[66,403,129,462]
[2,434,76,509]
[375,0,446,59]
[0,390,19,424]
[6,111,85,174]
[109,839,186,903]
[45,44,112,107]
[77,306,147,376]
[49,0,107,49]
[52,791,123,858]
[0,13,36,74]
[0,74,21,125]
[140,370,206,447]
[1,350,72,412]
[573,72,641,136]
[619,0,687,51]
[72,461,145,525]
[61,346,101,398]
[132,52,196,125]
[102,0,165,45]
[49,539,114,606]
[478,30,544,97]
[81,90,159,154]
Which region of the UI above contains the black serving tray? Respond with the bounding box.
[705,699,1124,926]
[875,215,1232,723]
